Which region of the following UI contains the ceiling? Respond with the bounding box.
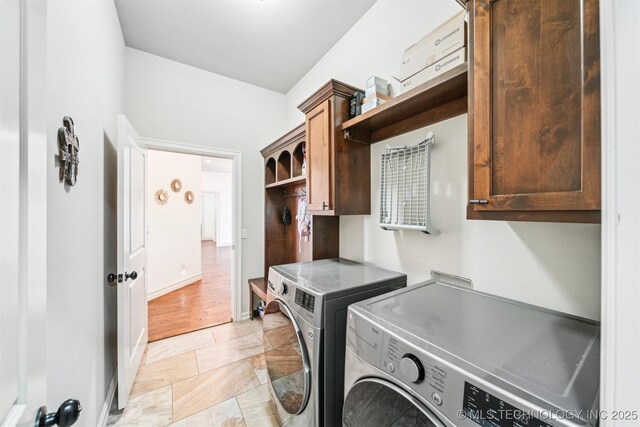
[201,156,232,173]
[115,0,377,93]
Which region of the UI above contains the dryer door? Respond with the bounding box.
[263,300,312,415]
[343,378,445,427]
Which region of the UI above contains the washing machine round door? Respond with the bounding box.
[263,300,311,415]
[343,378,445,427]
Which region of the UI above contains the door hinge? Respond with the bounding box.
[469,199,489,205]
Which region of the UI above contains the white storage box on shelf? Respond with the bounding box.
[398,47,467,94]
[361,97,387,114]
[393,9,467,82]
[366,75,387,88]
[362,93,391,105]
[365,84,389,98]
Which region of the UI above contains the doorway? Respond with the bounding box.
[142,145,240,342]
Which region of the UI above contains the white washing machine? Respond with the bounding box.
[343,276,600,427]
[262,258,406,426]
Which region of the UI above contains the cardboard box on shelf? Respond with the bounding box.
[362,93,392,105]
[366,75,387,88]
[361,97,387,114]
[393,10,467,82]
[365,84,389,98]
[397,46,466,94]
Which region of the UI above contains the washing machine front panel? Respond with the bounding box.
[343,377,445,427]
[264,300,312,415]
[346,294,600,427]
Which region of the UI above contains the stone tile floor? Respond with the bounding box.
[107,318,285,426]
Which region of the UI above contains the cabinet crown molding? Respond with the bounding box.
[297,79,362,114]
[261,123,305,158]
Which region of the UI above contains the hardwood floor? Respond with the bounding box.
[148,241,232,342]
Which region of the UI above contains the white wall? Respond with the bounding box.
[283,0,601,320]
[147,150,203,298]
[202,170,233,246]
[46,1,124,424]
[124,48,287,315]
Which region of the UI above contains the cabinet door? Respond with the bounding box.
[469,0,600,221]
[306,99,333,212]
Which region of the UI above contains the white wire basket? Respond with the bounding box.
[379,132,439,235]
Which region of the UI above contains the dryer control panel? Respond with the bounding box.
[268,267,323,328]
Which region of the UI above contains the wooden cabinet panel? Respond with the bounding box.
[298,80,370,216]
[306,99,333,212]
[468,0,600,222]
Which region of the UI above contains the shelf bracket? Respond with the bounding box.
[344,129,371,144]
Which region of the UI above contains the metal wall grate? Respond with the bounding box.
[379,132,439,235]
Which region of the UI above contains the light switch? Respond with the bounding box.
[241,229,248,239]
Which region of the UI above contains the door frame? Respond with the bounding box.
[141,137,243,322]
[599,0,640,422]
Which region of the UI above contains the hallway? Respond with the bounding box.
[148,241,232,342]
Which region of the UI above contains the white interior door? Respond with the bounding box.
[1,0,48,425]
[202,192,218,241]
[1,0,23,422]
[117,115,149,409]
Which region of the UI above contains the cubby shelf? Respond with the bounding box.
[265,175,306,189]
[342,63,468,144]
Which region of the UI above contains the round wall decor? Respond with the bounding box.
[154,189,169,206]
[170,178,182,192]
[184,191,195,204]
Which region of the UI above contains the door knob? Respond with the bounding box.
[107,273,123,286]
[125,271,138,281]
[36,399,82,427]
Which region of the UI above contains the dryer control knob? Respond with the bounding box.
[400,354,425,383]
[277,282,288,295]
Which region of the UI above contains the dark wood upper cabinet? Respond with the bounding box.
[306,99,333,212]
[468,0,601,223]
[299,80,371,216]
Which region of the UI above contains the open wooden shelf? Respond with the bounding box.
[249,277,274,320]
[342,63,468,144]
[249,277,268,300]
[265,175,306,189]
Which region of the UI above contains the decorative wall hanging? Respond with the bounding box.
[154,189,169,206]
[184,191,195,204]
[57,116,80,186]
[170,179,182,192]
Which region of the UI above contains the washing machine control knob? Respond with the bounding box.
[400,354,425,383]
[277,282,288,295]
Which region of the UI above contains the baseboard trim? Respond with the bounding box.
[98,369,117,427]
[148,274,202,301]
[240,310,250,321]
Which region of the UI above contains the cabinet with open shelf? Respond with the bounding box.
[261,124,306,188]
[251,124,340,317]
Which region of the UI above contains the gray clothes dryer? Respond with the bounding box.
[343,278,600,427]
[262,258,407,427]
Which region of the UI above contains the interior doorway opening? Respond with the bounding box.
[145,149,235,342]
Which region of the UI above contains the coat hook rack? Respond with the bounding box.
[283,188,307,198]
